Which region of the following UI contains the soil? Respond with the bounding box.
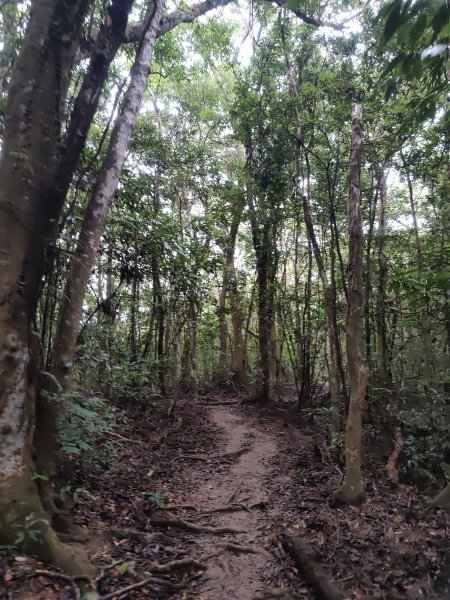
[1,396,449,599]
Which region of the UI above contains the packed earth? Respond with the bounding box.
[2,394,448,599]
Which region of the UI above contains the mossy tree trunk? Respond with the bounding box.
[0,0,96,573]
[334,101,367,505]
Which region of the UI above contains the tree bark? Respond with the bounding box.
[0,0,95,572]
[225,201,247,389]
[376,174,391,385]
[334,102,367,505]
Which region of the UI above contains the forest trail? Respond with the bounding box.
[174,406,279,599]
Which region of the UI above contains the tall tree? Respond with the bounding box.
[334,95,368,505]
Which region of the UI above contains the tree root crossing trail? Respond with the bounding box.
[173,407,279,599]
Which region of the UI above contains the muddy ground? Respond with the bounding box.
[1,396,449,599]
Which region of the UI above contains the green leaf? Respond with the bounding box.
[411,54,423,77]
[286,0,301,10]
[431,4,450,35]
[409,14,428,44]
[396,20,413,43]
[384,2,403,44]
[377,0,402,20]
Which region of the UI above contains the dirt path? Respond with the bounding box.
[175,406,279,599]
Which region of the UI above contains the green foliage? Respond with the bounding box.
[395,389,450,482]
[376,0,449,120]
[13,514,48,546]
[58,392,118,467]
[144,491,166,508]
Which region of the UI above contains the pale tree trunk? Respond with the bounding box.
[182,308,198,399]
[226,202,247,389]
[230,272,247,389]
[0,0,95,573]
[400,151,434,380]
[334,101,368,505]
[217,268,228,381]
[376,174,391,385]
[36,0,165,501]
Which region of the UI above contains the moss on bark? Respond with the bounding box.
[0,464,95,576]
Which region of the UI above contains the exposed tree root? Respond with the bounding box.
[218,541,268,555]
[254,586,302,600]
[181,446,252,464]
[26,569,89,600]
[110,527,176,545]
[150,516,247,534]
[98,575,184,599]
[207,502,251,513]
[148,557,206,573]
[281,536,344,600]
[204,400,242,406]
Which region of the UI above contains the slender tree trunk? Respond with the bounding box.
[334,101,367,505]
[376,174,391,385]
[187,308,198,399]
[35,0,165,504]
[0,0,95,573]
[225,203,247,388]
[364,181,378,369]
[401,151,434,379]
[217,267,228,381]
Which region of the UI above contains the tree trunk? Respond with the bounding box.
[376,175,391,385]
[217,267,228,381]
[226,203,247,389]
[0,0,95,572]
[334,101,367,505]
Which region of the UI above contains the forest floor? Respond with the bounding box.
[1,394,449,599]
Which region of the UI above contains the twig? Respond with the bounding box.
[105,430,143,444]
[98,576,184,599]
[150,516,247,535]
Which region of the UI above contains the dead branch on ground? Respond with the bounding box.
[281,536,344,600]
